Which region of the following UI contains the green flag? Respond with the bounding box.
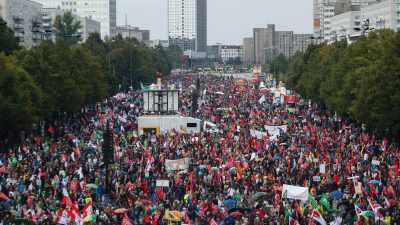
[319,194,331,211]
[308,193,318,208]
[284,206,290,218]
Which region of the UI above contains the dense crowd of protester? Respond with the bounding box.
[0,73,399,225]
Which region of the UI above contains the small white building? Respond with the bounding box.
[220,45,243,64]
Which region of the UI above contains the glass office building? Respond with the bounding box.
[37,0,116,39]
[168,0,207,52]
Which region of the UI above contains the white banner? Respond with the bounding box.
[250,129,268,140]
[282,184,309,201]
[165,158,191,171]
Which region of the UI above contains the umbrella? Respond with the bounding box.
[368,180,381,185]
[139,199,151,205]
[224,216,236,223]
[86,183,98,189]
[272,155,282,161]
[223,199,236,205]
[252,192,267,199]
[114,208,128,214]
[329,191,343,200]
[169,210,183,219]
[229,211,243,217]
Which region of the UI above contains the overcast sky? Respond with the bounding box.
[117,0,313,45]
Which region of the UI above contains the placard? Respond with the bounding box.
[319,164,325,174]
[371,160,380,165]
[156,180,170,187]
[313,176,321,182]
[354,185,362,194]
[165,158,191,171]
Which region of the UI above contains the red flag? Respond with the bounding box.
[81,201,93,217]
[289,217,300,225]
[236,162,243,181]
[27,195,33,208]
[122,212,133,225]
[62,196,72,207]
[0,191,10,201]
[368,199,383,219]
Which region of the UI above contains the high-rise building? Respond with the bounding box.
[0,0,43,48]
[243,37,255,65]
[253,25,276,64]
[168,0,207,53]
[275,31,293,58]
[37,0,116,39]
[246,24,312,65]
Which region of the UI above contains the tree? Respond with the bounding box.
[0,53,42,135]
[53,11,82,45]
[0,17,20,55]
[271,54,289,79]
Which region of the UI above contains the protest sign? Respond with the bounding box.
[282,184,308,201]
[319,164,325,174]
[165,158,191,171]
[156,180,170,187]
[313,176,321,182]
[371,160,380,165]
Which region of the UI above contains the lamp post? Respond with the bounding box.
[108,39,115,76]
[129,43,137,91]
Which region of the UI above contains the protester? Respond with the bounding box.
[0,73,399,225]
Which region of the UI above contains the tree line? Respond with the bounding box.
[282,29,400,133]
[0,13,186,139]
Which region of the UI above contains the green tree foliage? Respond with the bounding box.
[0,30,175,137]
[285,29,400,130]
[0,53,42,134]
[271,53,289,77]
[85,35,179,91]
[53,11,82,45]
[0,17,20,55]
[15,39,108,117]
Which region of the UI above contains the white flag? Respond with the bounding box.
[259,95,266,104]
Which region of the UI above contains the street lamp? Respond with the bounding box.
[108,39,115,76]
[130,43,137,91]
